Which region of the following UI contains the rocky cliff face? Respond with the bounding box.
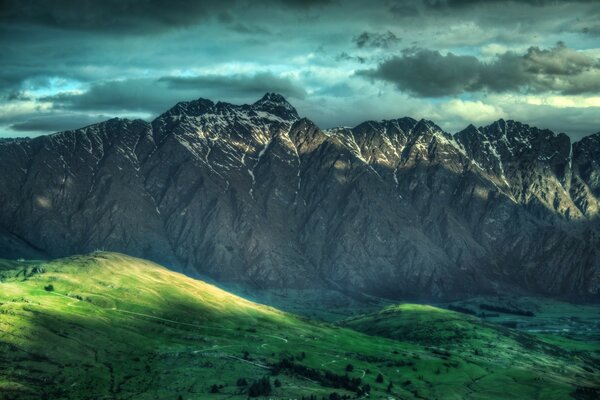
[1,93,598,300]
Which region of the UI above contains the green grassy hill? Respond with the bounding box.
[340,304,599,398]
[0,253,597,399]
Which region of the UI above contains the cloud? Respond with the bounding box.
[43,79,171,113]
[9,114,110,133]
[0,0,337,34]
[0,0,230,34]
[6,91,32,101]
[358,48,485,96]
[359,43,600,97]
[439,99,505,122]
[524,42,597,75]
[160,73,307,99]
[353,31,401,49]
[278,0,335,8]
[41,73,305,116]
[1,0,599,140]
[335,52,366,64]
[421,0,598,8]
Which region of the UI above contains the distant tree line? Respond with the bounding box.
[447,305,477,315]
[479,304,534,317]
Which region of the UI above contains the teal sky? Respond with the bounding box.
[1,0,599,139]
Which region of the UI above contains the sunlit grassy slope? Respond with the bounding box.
[0,253,598,399]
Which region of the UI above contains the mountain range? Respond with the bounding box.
[1,93,598,300]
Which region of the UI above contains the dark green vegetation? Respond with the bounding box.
[445,296,600,353]
[0,253,598,399]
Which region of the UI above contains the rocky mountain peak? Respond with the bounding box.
[461,124,480,134]
[252,92,299,121]
[256,92,288,104]
[0,94,598,301]
[163,98,215,118]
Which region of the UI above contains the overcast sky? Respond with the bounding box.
[1,0,599,140]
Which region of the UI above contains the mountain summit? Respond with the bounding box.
[253,92,300,121]
[0,94,598,300]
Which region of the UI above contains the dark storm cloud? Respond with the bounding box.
[360,43,600,97]
[421,0,598,8]
[1,0,599,139]
[524,42,597,75]
[159,73,306,99]
[353,31,401,49]
[160,73,307,99]
[359,49,509,97]
[6,91,32,102]
[278,0,335,8]
[42,79,172,113]
[0,0,336,34]
[0,0,230,33]
[9,114,110,133]
[42,73,306,115]
[388,3,420,17]
[228,23,271,35]
[335,52,366,63]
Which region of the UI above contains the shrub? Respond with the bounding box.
[236,378,248,386]
[209,384,219,393]
[44,284,54,292]
[358,384,371,395]
[345,363,354,372]
[376,373,384,383]
[248,376,271,397]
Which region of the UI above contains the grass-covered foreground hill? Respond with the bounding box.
[0,253,598,399]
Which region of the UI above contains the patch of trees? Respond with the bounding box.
[385,359,414,368]
[499,321,518,328]
[18,266,45,278]
[327,393,351,400]
[299,395,351,400]
[271,358,368,395]
[248,376,271,397]
[443,361,460,369]
[479,304,534,317]
[447,305,477,315]
[479,312,500,318]
[429,348,451,359]
[572,386,600,400]
[209,384,222,393]
[352,354,389,363]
